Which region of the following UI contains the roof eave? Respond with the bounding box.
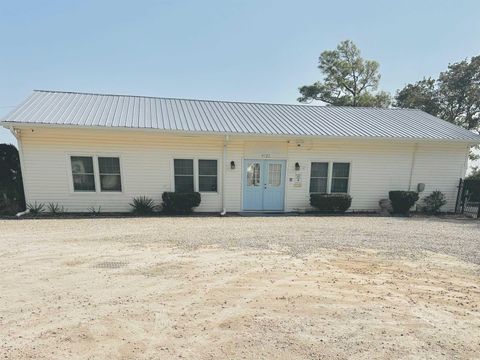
[2,121,480,145]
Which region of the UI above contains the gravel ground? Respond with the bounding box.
[0,216,479,359]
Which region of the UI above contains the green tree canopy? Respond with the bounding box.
[395,78,440,116]
[395,56,480,161]
[298,40,391,107]
[0,144,25,214]
[395,56,480,133]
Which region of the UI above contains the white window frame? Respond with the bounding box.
[331,162,351,194]
[98,156,123,193]
[173,158,195,193]
[308,160,352,194]
[66,154,124,194]
[171,157,220,194]
[198,159,219,193]
[309,161,329,194]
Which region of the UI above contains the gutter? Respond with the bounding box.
[408,143,418,191]
[220,135,229,216]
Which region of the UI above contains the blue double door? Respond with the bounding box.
[243,159,286,211]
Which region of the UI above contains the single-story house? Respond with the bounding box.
[2,90,480,213]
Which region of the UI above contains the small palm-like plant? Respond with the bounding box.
[27,201,45,215]
[87,206,102,215]
[130,196,156,215]
[47,202,65,214]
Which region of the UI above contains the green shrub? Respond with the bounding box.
[162,192,201,214]
[130,196,156,215]
[422,191,447,214]
[310,194,352,212]
[388,191,419,214]
[27,201,45,215]
[47,202,65,214]
[0,197,20,216]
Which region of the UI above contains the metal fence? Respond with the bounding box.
[455,178,480,218]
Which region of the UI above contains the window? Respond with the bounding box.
[199,160,218,192]
[174,159,194,192]
[71,156,95,191]
[268,163,281,187]
[309,162,328,193]
[98,157,122,192]
[246,162,261,186]
[331,163,350,193]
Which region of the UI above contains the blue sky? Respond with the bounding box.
[1,0,480,145]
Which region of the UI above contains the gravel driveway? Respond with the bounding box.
[0,216,479,359]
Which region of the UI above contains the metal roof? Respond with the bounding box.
[2,90,480,142]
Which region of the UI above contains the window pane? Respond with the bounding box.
[268,163,281,187]
[100,175,122,191]
[332,163,350,178]
[175,175,194,192]
[199,160,217,176]
[311,162,328,177]
[309,178,327,193]
[247,163,261,186]
[174,159,193,175]
[199,176,217,192]
[71,156,93,174]
[99,157,120,174]
[73,174,95,191]
[331,178,348,193]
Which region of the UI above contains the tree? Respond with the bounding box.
[394,78,440,116]
[395,56,480,133]
[298,40,391,107]
[437,56,480,131]
[467,167,480,179]
[395,56,480,161]
[0,144,25,214]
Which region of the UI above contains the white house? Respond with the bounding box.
[2,90,480,213]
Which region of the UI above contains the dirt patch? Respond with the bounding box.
[0,217,479,359]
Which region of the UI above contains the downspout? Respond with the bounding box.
[8,126,29,215]
[408,142,418,191]
[220,135,229,216]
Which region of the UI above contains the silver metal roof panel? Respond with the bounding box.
[2,90,480,142]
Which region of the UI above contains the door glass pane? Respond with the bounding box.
[268,163,281,187]
[247,163,260,186]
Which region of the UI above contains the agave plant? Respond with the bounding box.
[130,196,156,215]
[47,202,65,214]
[27,201,45,215]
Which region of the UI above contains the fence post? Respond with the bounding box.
[455,178,463,214]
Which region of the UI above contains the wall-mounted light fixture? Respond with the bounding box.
[295,162,300,171]
[230,161,235,170]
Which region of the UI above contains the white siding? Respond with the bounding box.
[18,127,469,213]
